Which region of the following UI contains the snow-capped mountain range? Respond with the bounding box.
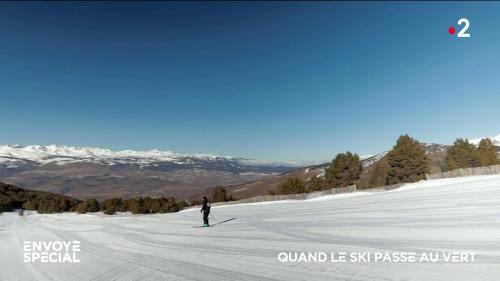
[0,144,304,200]
[0,144,301,167]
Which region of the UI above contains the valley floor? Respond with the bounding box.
[1,175,500,281]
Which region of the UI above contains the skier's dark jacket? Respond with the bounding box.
[201,198,211,214]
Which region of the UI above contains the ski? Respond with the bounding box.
[192,217,236,228]
[192,225,215,228]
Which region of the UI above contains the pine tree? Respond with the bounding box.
[75,201,88,214]
[275,178,306,195]
[76,198,99,214]
[102,198,122,215]
[324,152,362,187]
[58,198,69,212]
[142,197,154,213]
[212,186,227,202]
[476,138,499,166]
[126,198,144,214]
[386,135,429,185]
[163,197,180,212]
[306,176,327,192]
[149,199,162,213]
[86,199,99,212]
[445,138,479,170]
[22,200,38,211]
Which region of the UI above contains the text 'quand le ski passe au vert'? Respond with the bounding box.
[277,251,476,263]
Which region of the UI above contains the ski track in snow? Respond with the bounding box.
[2,175,500,281]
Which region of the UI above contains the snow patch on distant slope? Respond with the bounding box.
[238,159,305,167]
[361,151,388,167]
[470,134,500,146]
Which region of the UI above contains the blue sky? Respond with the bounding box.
[1,2,499,163]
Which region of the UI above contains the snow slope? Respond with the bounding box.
[1,175,500,281]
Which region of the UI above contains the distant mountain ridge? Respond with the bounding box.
[0,144,303,200]
[0,144,302,167]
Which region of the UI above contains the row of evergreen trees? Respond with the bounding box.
[272,135,499,195]
[3,182,231,215]
[272,152,363,195]
[76,185,234,215]
[75,196,187,215]
[445,138,499,171]
[22,197,81,213]
[1,182,81,214]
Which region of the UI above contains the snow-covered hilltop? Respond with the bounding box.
[470,134,500,146]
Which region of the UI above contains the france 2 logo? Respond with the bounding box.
[448,18,470,38]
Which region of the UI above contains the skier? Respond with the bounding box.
[200,197,211,227]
